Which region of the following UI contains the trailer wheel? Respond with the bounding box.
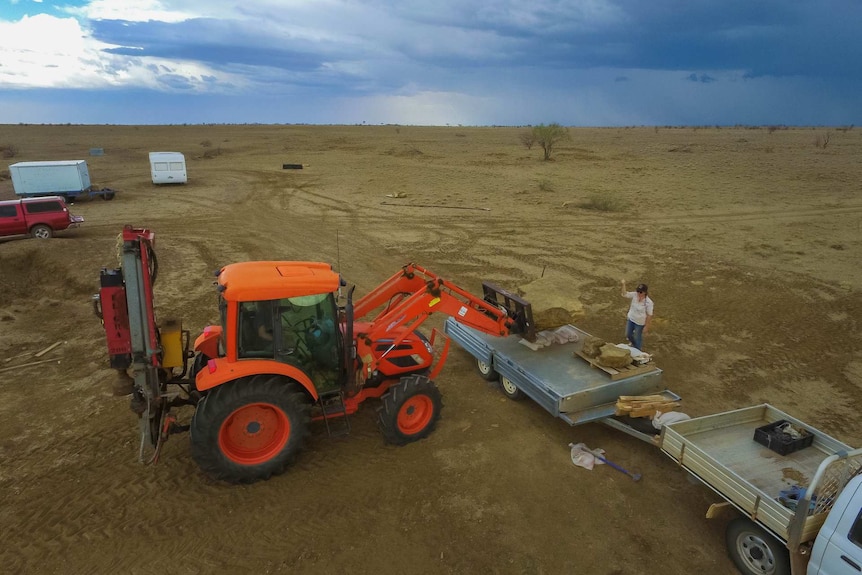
[378,375,442,445]
[30,224,53,239]
[190,375,311,484]
[500,376,525,400]
[726,517,790,575]
[102,190,116,201]
[476,358,498,381]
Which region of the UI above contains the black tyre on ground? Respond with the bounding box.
[725,516,790,575]
[475,358,498,381]
[30,224,53,239]
[190,374,311,484]
[499,376,525,400]
[377,374,443,445]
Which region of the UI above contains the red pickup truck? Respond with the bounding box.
[0,196,84,239]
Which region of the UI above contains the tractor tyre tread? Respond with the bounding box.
[377,374,443,446]
[190,374,311,484]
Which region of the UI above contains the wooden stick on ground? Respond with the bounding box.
[34,341,64,358]
[0,358,59,374]
[3,351,33,364]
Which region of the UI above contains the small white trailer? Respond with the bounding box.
[149,152,187,184]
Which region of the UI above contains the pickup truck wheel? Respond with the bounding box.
[500,376,525,400]
[189,375,311,484]
[377,375,442,445]
[30,224,53,239]
[476,358,498,381]
[726,517,790,575]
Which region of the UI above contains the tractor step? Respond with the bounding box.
[319,391,351,438]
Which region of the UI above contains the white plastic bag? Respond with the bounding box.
[614,343,652,364]
[553,325,580,344]
[652,410,691,430]
[568,442,606,471]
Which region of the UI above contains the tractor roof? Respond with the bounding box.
[217,261,340,302]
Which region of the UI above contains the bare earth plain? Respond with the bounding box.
[1,124,861,575]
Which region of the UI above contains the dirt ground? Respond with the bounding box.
[1,124,861,575]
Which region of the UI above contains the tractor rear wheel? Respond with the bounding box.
[378,375,442,445]
[190,375,311,484]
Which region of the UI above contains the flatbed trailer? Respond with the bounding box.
[443,317,678,442]
[660,404,862,575]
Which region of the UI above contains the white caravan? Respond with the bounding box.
[149,152,187,184]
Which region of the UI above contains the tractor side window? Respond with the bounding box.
[238,300,274,359]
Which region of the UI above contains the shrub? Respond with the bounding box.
[576,194,624,212]
[0,144,17,158]
[814,133,830,149]
[538,179,554,192]
[519,130,536,150]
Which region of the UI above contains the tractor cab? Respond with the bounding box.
[215,261,347,394]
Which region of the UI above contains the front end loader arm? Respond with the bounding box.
[352,263,434,321]
[354,263,533,334]
[355,264,534,378]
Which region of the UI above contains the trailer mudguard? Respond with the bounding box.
[195,356,319,400]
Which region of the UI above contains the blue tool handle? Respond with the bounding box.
[596,455,632,475]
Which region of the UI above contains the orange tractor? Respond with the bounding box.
[94,226,534,483]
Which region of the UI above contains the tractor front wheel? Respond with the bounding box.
[190,375,311,484]
[378,375,442,445]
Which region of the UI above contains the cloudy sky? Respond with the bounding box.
[0,0,859,126]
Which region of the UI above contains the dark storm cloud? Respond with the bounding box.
[368,0,861,79]
[91,18,325,72]
[79,1,862,87]
[2,0,860,125]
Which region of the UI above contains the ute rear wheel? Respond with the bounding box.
[725,517,790,575]
[30,224,53,239]
[190,375,311,484]
[378,374,443,445]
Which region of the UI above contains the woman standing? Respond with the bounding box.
[620,280,654,351]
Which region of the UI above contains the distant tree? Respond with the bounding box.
[532,123,571,160]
